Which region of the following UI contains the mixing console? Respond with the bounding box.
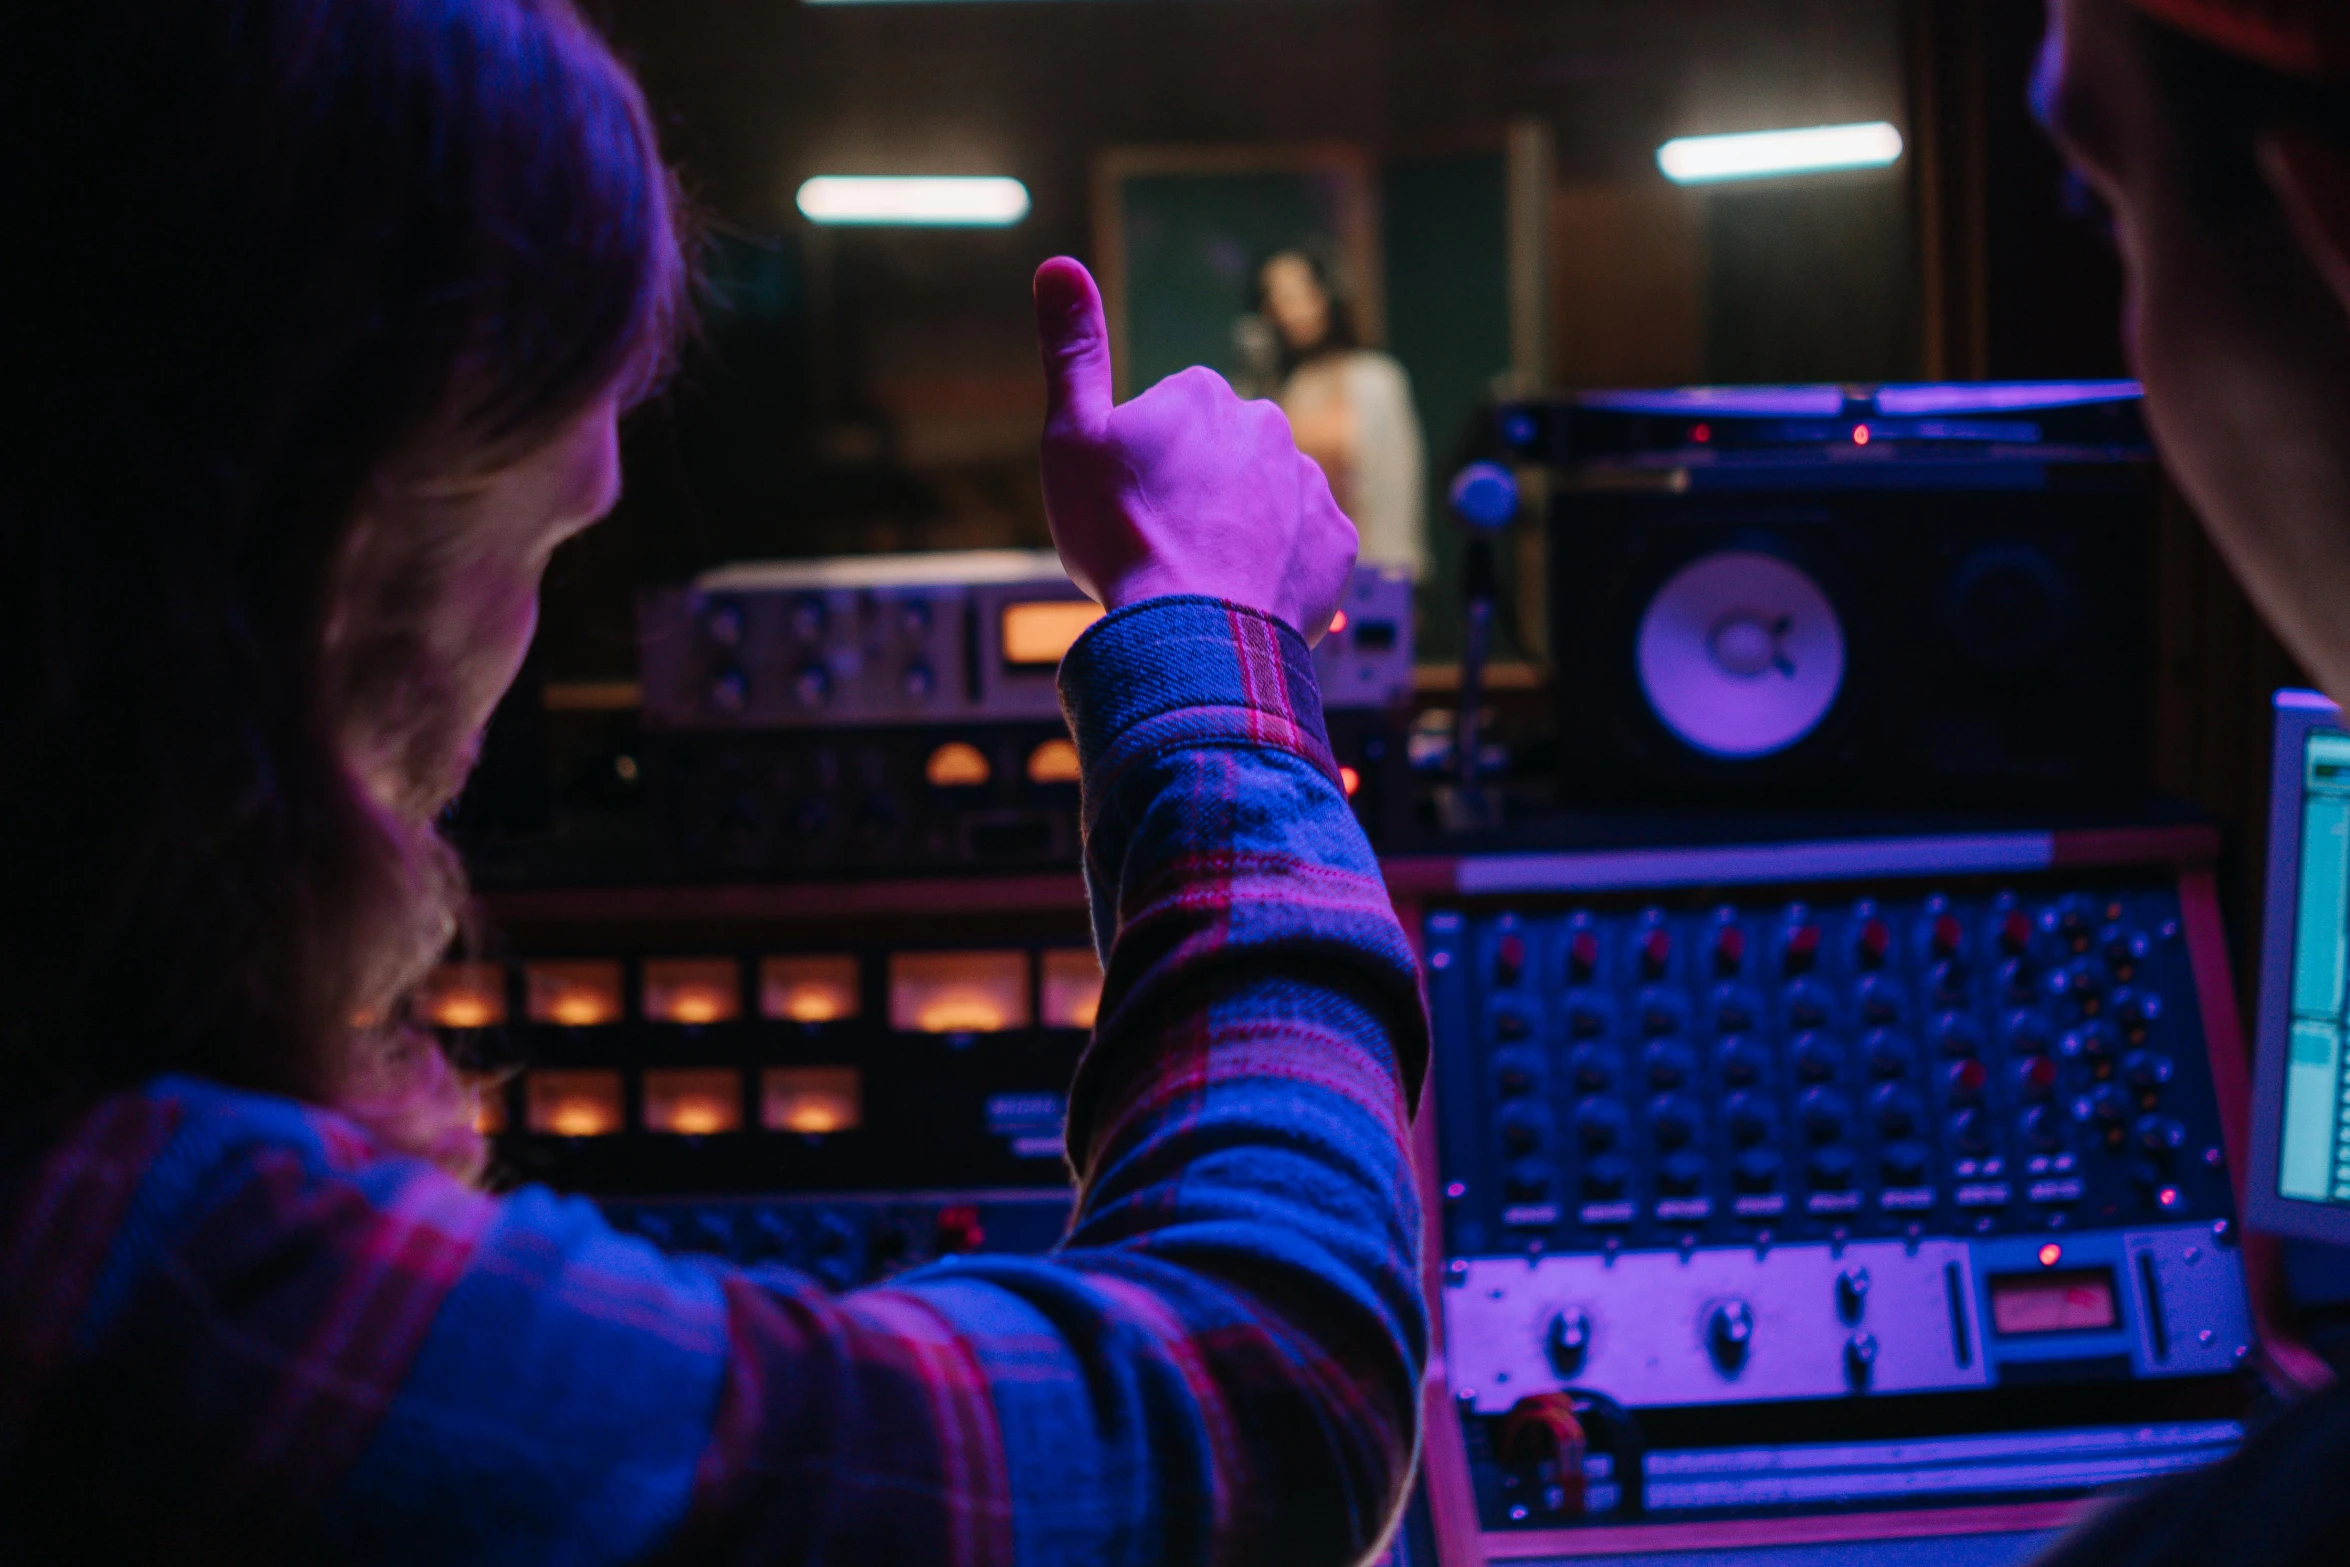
[1423,855,2259,1538]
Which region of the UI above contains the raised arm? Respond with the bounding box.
[0,262,1426,1567]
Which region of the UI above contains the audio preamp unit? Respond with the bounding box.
[635,552,1414,875]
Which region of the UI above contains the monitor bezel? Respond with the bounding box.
[2245,688,2350,1245]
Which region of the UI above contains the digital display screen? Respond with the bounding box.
[2280,730,2350,1208]
[641,958,742,1025]
[761,956,861,1024]
[1040,948,1104,1030]
[1989,1268,2119,1336]
[525,960,624,1028]
[525,1069,624,1137]
[641,1068,744,1135]
[418,963,507,1029]
[1001,600,1104,669]
[889,950,1031,1033]
[762,1066,863,1134]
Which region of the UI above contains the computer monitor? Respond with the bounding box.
[2247,688,2350,1245]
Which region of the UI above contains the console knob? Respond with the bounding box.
[2071,1020,2121,1070]
[707,668,750,714]
[1566,997,1612,1040]
[1792,1032,1845,1083]
[1658,1148,1709,1196]
[1569,1044,1619,1094]
[1784,980,1833,1031]
[1799,1087,1852,1144]
[1575,1098,1630,1154]
[701,601,747,648]
[2050,958,2112,1019]
[2090,1083,2134,1134]
[1837,1265,1872,1322]
[2013,1055,2061,1102]
[2123,1049,2174,1097]
[1650,1094,1702,1149]
[1784,922,1823,975]
[1807,1145,1858,1189]
[2116,988,2163,1043]
[899,598,933,638]
[792,662,832,709]
[1713,924,1748,977]
[1844,1331,1879,1389]
[1931,913,1966,959]
[2105,925,2152,982]
[1717,1035,1771,1087]
[1864,1029,1916,1080]
[901,661,936,700]
[2018,1103,2066,1153]
[1856,918,1893,970]
[1998,909,2036,956]
[1880,1139,1932,1187]
[1857,977,1905,1027]
[1492,1008,1533,1042]
[1928,958,1970,1007]
[1708,1300,1756,1373]
[1638,925,1673,980]
[1999,958,2040,1007]
[1644,1040,1697,1090]
[1567,928,1601,983]
[1547,1309,1593,1377]
[788,594,827,640]
[2006,1008,2055,1055]
[2056,895,2096,953]
[2136,1113,2186,1163]
[1948,1106,1994,1157]
[1871,1084,1924,1139]
[1732,1147,1784,1193]
[1713,987,1761,1034]
[1581,1152,1632,1200]
[1495,1053,1541,1098]
[1494,933,1528,987]
[1505,1158,1553,1203]
[1498,1110,1546,1157]
[1933,1012,1983,1059]
[1725,1091,1779,1147]
[1944,1057,1990,1105]
[1638,991,1688,1038]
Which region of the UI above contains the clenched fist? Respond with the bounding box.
[1032,256,1358,644]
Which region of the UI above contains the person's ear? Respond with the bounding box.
[2262,125,2350,322]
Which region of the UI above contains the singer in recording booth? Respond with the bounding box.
[2029,0,2350,1561]
[1252,249,1430,580]
[0,3,1425,1563]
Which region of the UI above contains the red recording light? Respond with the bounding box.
[2158,1185,2182,1209]
[1691,422,1713,444]
[1852,424,1872,446]
[2038,1242,2063,1267]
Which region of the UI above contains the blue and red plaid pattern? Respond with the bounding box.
[0,596,1429,1566]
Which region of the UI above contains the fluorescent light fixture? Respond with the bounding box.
[795,175,1031,226]
[1656,121,1904,186]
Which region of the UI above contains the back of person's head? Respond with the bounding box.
[0,1,685,1169]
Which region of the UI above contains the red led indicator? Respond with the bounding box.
[1692,422,1712,444]
[1853,424,1872,446]
[2158,1185,2181,1208]
[2038,1242,2063,1267]
[1330,609,1349,635]
[1339,765,1362,798]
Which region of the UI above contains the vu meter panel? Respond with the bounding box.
[2282,731,2350,1205]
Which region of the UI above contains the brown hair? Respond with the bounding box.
[0,0,687,1169]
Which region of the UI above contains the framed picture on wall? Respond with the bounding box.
[1090,142,1382,403]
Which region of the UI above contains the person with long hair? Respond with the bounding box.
[1255,249,1429,580]
[0,4,1425,1562]
[2029,0,2350,1558]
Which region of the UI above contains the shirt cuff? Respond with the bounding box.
[1056,596,1340,802]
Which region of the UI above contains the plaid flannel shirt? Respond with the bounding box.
[0,596,1431,1566]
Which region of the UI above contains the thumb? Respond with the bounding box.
[1034,256,1114,433]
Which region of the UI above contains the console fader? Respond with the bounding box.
[1425,845,2259,1536]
